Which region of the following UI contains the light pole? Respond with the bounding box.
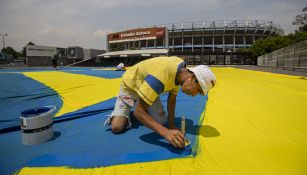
[0,33,8,59]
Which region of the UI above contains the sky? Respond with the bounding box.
[0,0,306,52]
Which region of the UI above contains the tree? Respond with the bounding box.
[249,31,307,58]
[292,6,307,32]
[110,42,124,51]
[235,48,250,53]
[1,46,21,58]
[287,31,307,43]
[21,42,35,57]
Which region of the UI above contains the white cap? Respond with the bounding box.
[188,65,216,95]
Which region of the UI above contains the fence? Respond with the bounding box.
[257,40,307,72]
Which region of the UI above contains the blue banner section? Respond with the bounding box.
[0,68,123,133]
[0,73,62,133]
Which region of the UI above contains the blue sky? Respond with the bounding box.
[0,0,306,51]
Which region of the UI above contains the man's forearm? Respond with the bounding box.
[167,93,177,129]
[134,101,168,136]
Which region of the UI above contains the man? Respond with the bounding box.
[116,62,126,71]
[51,51,59,69]
[104,56,216,148]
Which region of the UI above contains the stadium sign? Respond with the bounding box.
[109,27,165,43]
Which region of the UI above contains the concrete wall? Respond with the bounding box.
[257,40,307,72]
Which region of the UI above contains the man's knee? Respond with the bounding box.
[111,116,128,134]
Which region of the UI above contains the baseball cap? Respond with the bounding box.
[188,65,216,95]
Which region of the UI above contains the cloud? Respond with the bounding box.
[270,2,295,11]
[39,24,78,37]
[94,30,110,39]
[0,0,306,51]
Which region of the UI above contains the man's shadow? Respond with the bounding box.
[171,117,220,138]
[105,112,220,152]
[139,117,220,152]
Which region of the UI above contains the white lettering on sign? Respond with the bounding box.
[120,31,151,38]
[136,31,151,36]
[121,32,135,38]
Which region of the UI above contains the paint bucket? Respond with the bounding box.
[20,106,56,146]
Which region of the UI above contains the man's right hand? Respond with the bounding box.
[162,129,185,149]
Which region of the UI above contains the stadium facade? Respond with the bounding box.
[100,20,283,65]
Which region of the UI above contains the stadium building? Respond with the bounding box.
[26,45,105,66]
[99,20,283,66]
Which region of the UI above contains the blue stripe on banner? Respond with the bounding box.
[144,74,164,95]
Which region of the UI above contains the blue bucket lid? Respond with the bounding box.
[21,106,56,118]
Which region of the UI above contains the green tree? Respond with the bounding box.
[293,6,307,32]
[1,46,21,58]
[21,42,35,57]
[249,31,307,58]
[235,48,250,53]
[287,31,307,43]
[110,43,124,51]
